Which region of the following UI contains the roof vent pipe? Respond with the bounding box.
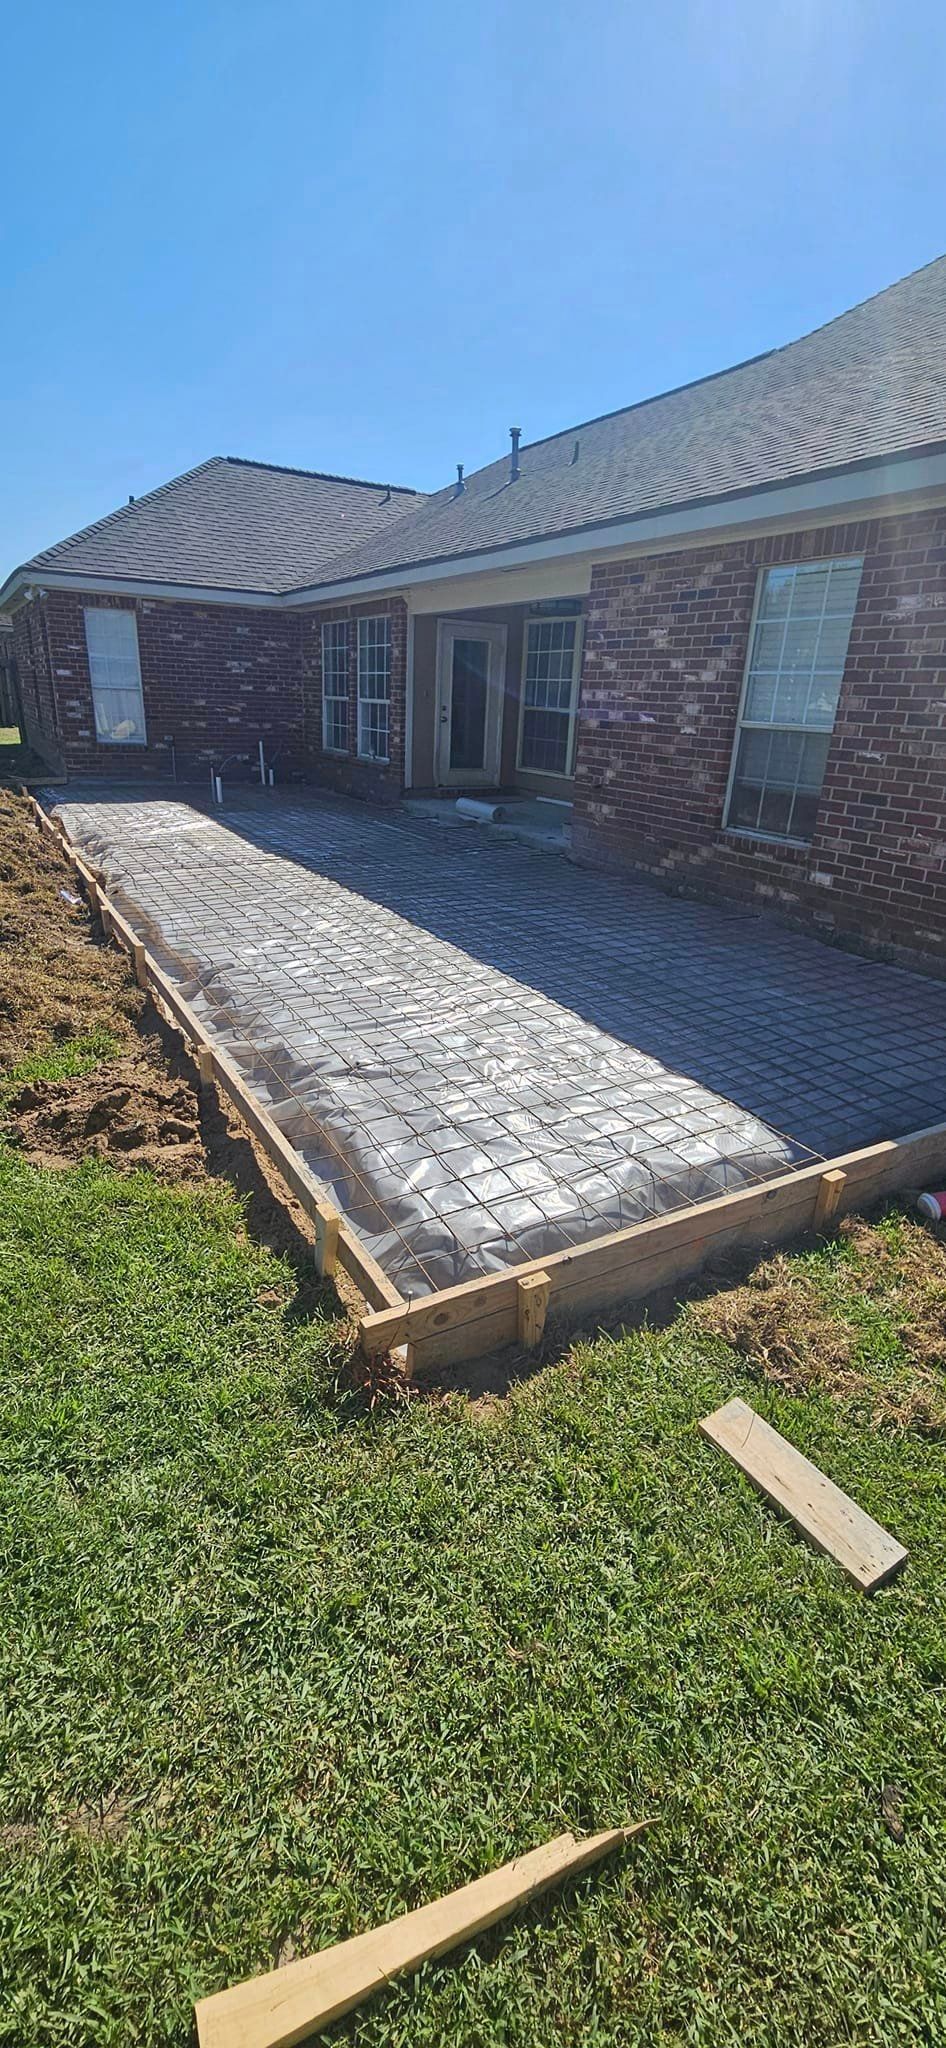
[509,426,522,481]
[455,463,465,495]
[570,439,580,465]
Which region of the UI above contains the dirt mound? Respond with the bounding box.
[6,1055,205,1180]
[0,788,144,1061]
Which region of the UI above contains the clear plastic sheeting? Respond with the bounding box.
[50,790,813,1299]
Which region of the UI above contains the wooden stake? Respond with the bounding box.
[813,1167,847,1229]
[194,1822,652,2048]
[132,942,148,988]
[314,1205,340,1279]
[517,1270,550,1349]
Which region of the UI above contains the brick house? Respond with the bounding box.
[4,257,946,972]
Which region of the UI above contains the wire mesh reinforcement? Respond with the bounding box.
[44,788,840,1300]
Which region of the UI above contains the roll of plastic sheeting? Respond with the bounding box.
[456,797,505,823]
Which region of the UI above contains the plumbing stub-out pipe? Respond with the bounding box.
[456,796,506,824]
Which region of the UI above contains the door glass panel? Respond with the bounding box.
[449,638,490,772]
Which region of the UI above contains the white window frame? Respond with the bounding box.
[320,619,350,755]
[83,606,147,747]
[723,556,863,845]
[356,615,391,763]
[516,614,584,780]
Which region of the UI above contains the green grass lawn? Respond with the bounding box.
[0,1140,944,2046]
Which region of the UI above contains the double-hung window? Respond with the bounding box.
[725,557,863,843]
[517,617,582,776]
[83,607,146,745]
[357,616,391,762]
[321,620,349,754]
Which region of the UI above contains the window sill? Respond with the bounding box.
[356,755,390,768]
[721,826,811,853]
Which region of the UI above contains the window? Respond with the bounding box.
[518,617,581,776]
[321,620,349,754]
[357,615,391,762]
[83,607,146,745]
[725,557,863,843]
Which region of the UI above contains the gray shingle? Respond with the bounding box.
[23,457,423,594]
[304,254,946,587]
[16,255,946,597]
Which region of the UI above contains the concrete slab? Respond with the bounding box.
[47,782,946,1299]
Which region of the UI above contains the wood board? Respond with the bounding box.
[361,1127,946,1372]
[698,1396,908,1591]
[194,1823,651,2048]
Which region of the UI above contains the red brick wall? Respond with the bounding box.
[572,510,946,972]
[16,586,409,803]
[12,599,65,772]
[19,590,304,783]
[301,595,408,804]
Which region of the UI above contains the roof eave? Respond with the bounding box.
[0,566,284,611]
[281,437,946,603]
[6,438,946,616]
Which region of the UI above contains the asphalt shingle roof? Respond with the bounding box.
[22,458,423,594]
[14,255,946,598]
[313,254,946,587]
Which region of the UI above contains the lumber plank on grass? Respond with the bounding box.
[360,1118,946,1370]
[194,1823,651,2048]
[698,1396,908,1591]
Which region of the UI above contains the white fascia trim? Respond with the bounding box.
[282,448,946,605]
[0,568,284,610]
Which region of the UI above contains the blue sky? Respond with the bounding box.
[2,0,945,573]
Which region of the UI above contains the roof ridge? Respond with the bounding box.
[224,454,421,495]
[517,251,946,462]
[27,457,227,571]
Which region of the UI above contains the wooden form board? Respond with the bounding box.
[195,1823,650,2048]
[699,1397,908,1591]
[30,797,399,1312]
[360,1120,946,1372]
[33,793,946,1372]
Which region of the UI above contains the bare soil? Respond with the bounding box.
[6,1056,204,1180]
